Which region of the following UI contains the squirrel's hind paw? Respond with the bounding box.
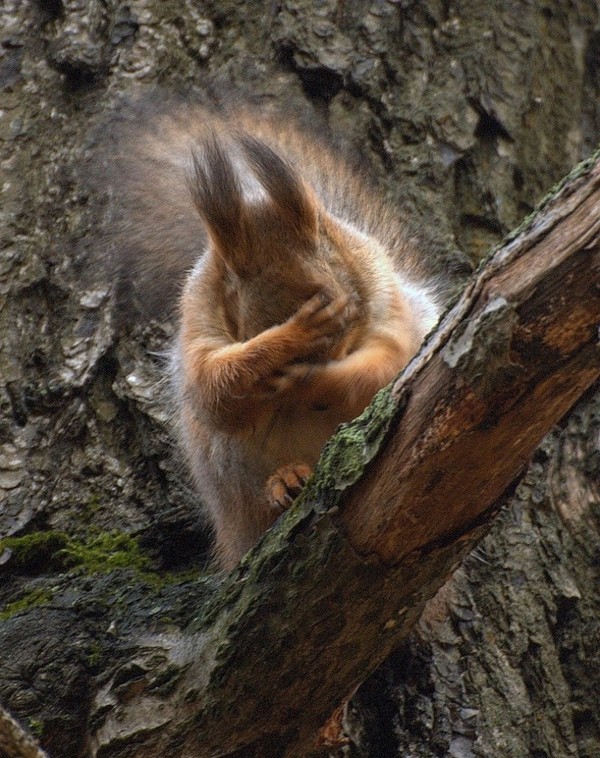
[265,462,312,514]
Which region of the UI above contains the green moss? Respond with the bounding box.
[0,587,55,621]
[87,640,104,669]
[0,531,71,572]
[59,531,153,575]
[314,384,398,496]
[0,529,161,583]
[28,718,44,738]
[0,529,211,605]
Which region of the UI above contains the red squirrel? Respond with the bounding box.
[107,100,444,569]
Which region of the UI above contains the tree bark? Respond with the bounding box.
[83,147,600,758]
[2,2,600,758]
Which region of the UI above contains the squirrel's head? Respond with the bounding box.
[188,133,369,341]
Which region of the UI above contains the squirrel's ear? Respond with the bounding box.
[240,135,318,246]
[189,133,318,277]
[189,136,252,276]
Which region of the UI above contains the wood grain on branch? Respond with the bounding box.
[89,155,600,758]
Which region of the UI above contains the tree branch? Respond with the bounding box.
[0,706,48,758]
[87,154,600,757]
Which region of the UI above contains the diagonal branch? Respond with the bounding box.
[90,153,600,758]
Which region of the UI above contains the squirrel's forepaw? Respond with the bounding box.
[251,363,312,398]
[293,290,359,346]
[266,462,312,514]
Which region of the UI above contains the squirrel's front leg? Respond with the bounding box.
[282,333,413,420]
[180,290,357,429]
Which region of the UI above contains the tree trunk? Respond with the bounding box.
[1,2,600,757]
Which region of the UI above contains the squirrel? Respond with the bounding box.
[104,99,446,570]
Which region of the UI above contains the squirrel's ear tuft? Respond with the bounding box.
[189,135,252,275]
[189,133,319,277]
[240,135,318,245]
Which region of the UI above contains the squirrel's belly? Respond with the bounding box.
[248,404,348,469]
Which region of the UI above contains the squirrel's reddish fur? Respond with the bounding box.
[108,101,445,569]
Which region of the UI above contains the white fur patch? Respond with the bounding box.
[395,274,443,335]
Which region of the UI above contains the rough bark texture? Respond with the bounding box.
[1,2,600,757]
